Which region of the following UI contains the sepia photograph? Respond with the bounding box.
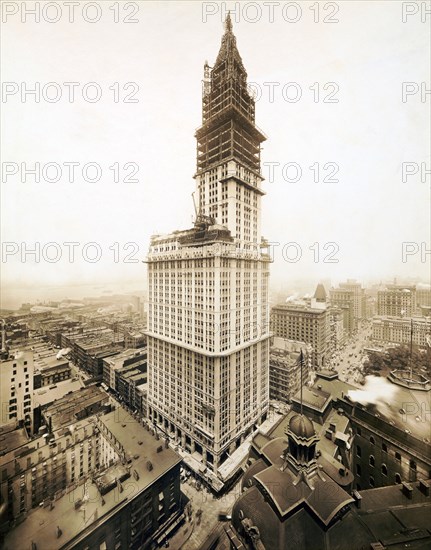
[1,1,430,548]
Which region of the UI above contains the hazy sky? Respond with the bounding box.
[2,0,430,301]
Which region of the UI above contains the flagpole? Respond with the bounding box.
[300,349,303,416]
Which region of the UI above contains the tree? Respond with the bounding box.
[363,345,430,377]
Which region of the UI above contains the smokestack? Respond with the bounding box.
[1,321,5,352]
[0,320,9,360]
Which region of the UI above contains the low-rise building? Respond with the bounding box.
[124,330,146,349]
[102,348,147,392]
[311,371,431,491]
[33,356,71,389]
[216,370,431,550]
[135,383,148,417]
[1,407,182,550]
[41,386,110,432]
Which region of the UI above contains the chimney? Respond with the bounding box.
[419,479,430,496]
[402,481,413,499]
[1,320,5,352]
[352,490,362,508]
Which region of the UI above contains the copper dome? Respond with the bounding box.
[288,414,316,439]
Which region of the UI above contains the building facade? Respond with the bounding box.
[313,373,431,493]
[416,285,431,309]
[330,288,355,334]
[33,359,71,389]
[377,285,417,317]
[0,350,34,434]
[328,306,346,350]
[146,15,270,486]
[270,303,328,369]
[269,337,312,403]
[372,315,431,348]
[339,279,366,320]
[103,348,147,392]
[1,407,182,550]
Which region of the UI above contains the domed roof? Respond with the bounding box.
[288,414,316,439]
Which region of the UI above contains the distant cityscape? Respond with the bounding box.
[2,9,430,550]
[1,275,430,549]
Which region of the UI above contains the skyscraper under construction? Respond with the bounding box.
[146,14,270,489]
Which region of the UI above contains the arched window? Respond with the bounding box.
[369,455,375,467]
[382,464,387,476]
[356,445,361,458]
[410,459,417,470]
[395,473,401,484]
[369,476,375,487]
[382,443,388,453]
[356,464,361,476]
[370,436,375,445]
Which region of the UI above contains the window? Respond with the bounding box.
[369,455,375,467]
[370,436,375,445]
[356,464,361,476]
[410,459,417,470]
[382,464,387,476]
[395,473,401,484]
[382,443,388,453]
[356,427,361,436]
[395,451,401,461]
[356,445,361,458]
[369,476,375,487]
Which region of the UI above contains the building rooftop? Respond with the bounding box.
[35,355,70,373]
[227,401,430,549]
[42,386,109,430]
[33,379,84,408]
[272,303,327,314]
[291,386,332,415]
[104,348,146,370]
[2,409,182,550]
[0,425,28,456]
[313,373,431,452]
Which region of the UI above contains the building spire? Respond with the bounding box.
[225,11,233,32]
[214,11,245,74]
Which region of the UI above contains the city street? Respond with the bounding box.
[168,478,242,550]
[328,320,373,385]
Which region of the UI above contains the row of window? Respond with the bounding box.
[356,466,402,487]
[356,444,417,470]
